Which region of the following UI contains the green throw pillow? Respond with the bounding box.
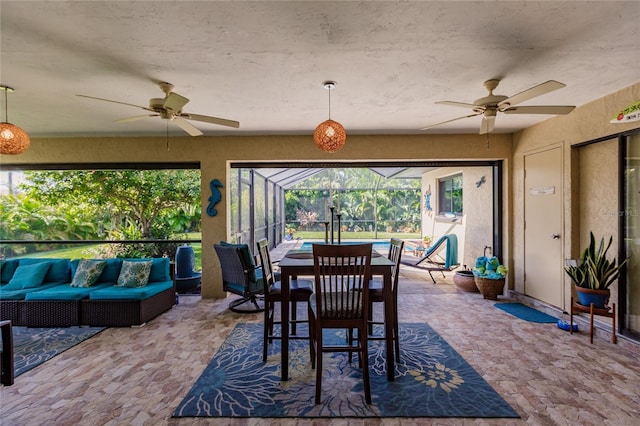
[5,262,51,290]
[70,259,107,288]
[116,260,153,288]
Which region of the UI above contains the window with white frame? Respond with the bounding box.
[438,173,463,216]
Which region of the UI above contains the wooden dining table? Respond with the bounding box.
[277,248,396,381]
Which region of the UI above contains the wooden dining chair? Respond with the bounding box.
[256,238,313,362]
[308,243,373,404]
[367,237,404,361]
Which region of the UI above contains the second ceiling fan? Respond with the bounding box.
[422,79,575,134]
[78,82,239,136]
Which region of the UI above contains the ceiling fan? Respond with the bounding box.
[422,79,575,134]
[77,82,239,136]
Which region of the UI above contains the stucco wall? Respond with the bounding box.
[421,166,494,269]
[512,82,640,311]
[1,133,512,298]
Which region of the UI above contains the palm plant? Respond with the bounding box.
[565,232,627,290]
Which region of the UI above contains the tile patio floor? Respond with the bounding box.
[1,241,639,425]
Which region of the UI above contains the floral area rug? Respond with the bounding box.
[173,322,519,418]
[13,326,105,377]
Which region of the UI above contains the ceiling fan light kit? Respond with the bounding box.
[314,81,347,153]
[77,82,239,136]
[0,85,31,155]
[423,79,576,134]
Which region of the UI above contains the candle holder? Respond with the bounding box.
[323,221,330,243]
[337,214,342,244]
[329,207,335,244]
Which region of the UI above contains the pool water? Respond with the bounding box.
[299,240,390,251]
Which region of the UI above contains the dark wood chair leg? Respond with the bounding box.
[1,320,14,386]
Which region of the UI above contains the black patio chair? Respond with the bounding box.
[214,243,264,313]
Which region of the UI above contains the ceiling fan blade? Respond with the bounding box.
[76,94,155,112]
[173,117,203,136]
[503,105,576,115]
[163,92,189,112]
[115,114,158,123]
[181,113,240,128]
[421,112,481,131]
[499,80,566,108]
[436,100,478,109]
[479,116,495,134]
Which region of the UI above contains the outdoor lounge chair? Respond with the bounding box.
[401,234,459,283]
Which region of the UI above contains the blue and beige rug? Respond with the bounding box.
[13,326,105,377]
[173,322,519,418]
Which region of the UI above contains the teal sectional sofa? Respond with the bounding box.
[0,257,175,327]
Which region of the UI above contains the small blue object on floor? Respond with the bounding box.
[557,319,579,332]
[494,302,557,323]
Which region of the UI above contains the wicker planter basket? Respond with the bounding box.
[453,271,479,292]
[475,277,505,300]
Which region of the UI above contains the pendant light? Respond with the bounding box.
[314,81,346,153]
[0,85,30,155]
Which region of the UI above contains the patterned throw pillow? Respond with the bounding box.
[70,259,107,288]
[116,260,153,288]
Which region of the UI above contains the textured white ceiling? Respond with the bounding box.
[1,1,638,138]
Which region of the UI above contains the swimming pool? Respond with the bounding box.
[299,240,390,251]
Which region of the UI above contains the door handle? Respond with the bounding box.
[552,233,561,239]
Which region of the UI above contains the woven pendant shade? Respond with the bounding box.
[0,123,30,155]
[313,81,346,153]
[0,85,30,155]
[314,119,346,153]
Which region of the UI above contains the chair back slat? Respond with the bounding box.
[256,238,275,293]
[389,238,405,293]
[313,243,372,321]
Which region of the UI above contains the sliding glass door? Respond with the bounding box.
[624,133,640,338]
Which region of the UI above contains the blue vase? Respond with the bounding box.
[576,287,609,309]
[175,245,196,279]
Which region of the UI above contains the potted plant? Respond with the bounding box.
[473,255,509,300]
[422,235,434,248]
[565,232,627,309]
[453,266,479,293]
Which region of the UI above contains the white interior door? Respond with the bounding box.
[524,146,564,307]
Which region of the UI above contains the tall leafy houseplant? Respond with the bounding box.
[565,232,627,308]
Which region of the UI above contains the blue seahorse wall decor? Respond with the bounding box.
[207,179,223,217]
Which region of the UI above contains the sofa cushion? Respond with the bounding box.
[116,260,153,288]
[0,282,62,300]
[71,258,123,284]
[88,280,174,300]
[5,262,51,290]
[1,259,19,283]
[18,258,70,283]
[70,259,107,288]
[122,258,170,283]
[25,282,113,301]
